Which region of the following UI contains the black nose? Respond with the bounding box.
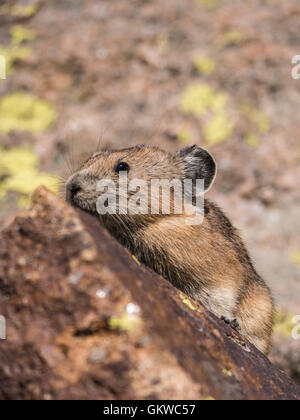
[66,182,81,204]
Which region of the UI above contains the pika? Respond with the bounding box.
[66,144,274,354]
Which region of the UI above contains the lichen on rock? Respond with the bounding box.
[196,0,223,10]
[0,93,56,134]
[274,310,295,338]
[0,25,36,76]
[180,83,234,146]
[0,147,59,208]
[0,3,37,18]
[193,56,216,76]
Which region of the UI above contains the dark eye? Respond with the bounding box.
[115,162,130,173]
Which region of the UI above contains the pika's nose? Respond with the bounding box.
[66,181,81,204]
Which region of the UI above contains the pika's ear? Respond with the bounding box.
[176,145,217,191]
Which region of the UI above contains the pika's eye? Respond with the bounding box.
[115,162,130,173]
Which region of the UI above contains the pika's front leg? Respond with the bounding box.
[221,316,240,330]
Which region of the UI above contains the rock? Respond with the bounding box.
[0,187,299,400]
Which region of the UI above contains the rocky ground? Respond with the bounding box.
[0,187,299,400]
[0,0,299,384]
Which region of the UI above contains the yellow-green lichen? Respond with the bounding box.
[131,255,141,266]
[0,3,37,18]
[222,368,233,377]
[289,250,300,270]
[11,4,37,17]
[11,25,36,45]
[0,147,59,208]
[196,0,223,10]
[0,44,31,75]
[241,105,271,134]
[274,310,294,338]
[108,313,141,333]
[0,25,35,77]
[180,83,234,146]
[204,112,234,146]
[220,30,245,47]
[246,133,262,148]
[193,57,216,76]
[0,93,56,134]
[179,292,197,311]
[180,83,227,118]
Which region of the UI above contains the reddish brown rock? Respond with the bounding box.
[0,187,299,400]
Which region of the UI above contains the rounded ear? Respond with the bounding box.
[176,145,217,192]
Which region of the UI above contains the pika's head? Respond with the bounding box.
[66,145,216,216]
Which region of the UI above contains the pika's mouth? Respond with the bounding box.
[66,181,98,215]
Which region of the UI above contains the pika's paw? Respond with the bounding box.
[221,316,239,330]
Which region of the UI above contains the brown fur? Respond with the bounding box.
[66,145,274,354]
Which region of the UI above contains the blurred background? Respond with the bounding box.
[0,0,299,383]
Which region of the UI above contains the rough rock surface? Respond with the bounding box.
[0,187,299,400]
[1,0,300,386]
